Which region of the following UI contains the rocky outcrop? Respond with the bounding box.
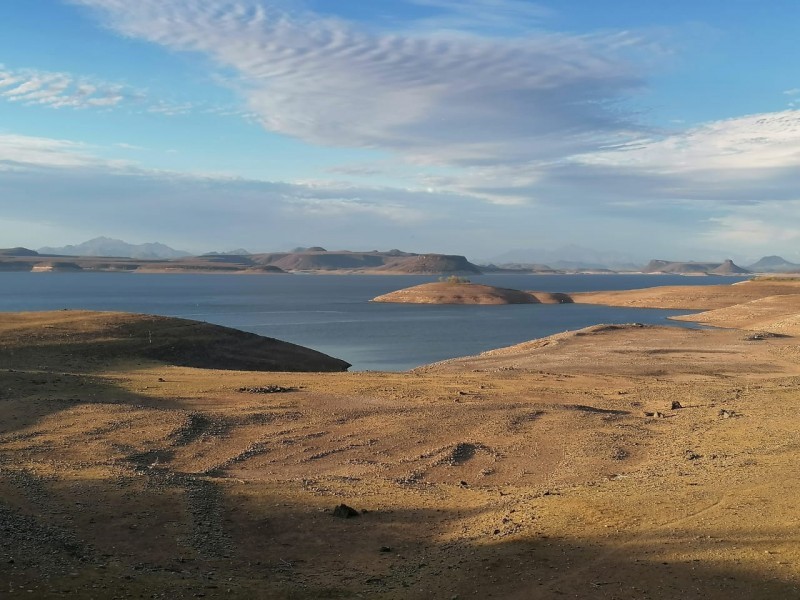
[710,259,751,275]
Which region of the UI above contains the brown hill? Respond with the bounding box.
[253,251,387,271]
[373,282,537,304]
[378,254,482,274]
[0,311,350,372]
[251,251,482,274]
[529,291,574,304]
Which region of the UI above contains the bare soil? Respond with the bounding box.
[2,281,800,598]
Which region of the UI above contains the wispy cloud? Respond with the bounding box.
[0,65,136,109]
[0,133,130,169]
[70,0,649,167]
[404,0,553,33]
[0,63,251,119]
[580,110,800,174]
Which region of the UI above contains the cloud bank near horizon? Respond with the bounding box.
[2,127,799,262]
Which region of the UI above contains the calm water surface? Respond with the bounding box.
[0,273,748,371]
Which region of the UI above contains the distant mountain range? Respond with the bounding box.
[485,244,642,271]
[643,259,751,275]
[39,237,191,260]
[0,244,483,275]
[8,237,800,275]
[641,256,800,275]
[747,255,800,273]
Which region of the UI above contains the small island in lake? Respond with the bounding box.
[372,280,574,304]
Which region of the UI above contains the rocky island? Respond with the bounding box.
[372,280,574,304]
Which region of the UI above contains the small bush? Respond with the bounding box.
[439,275,471,284]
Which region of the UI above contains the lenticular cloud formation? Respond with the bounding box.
[70,0,647,166]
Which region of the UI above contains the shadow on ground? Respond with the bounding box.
[1,468,797,600]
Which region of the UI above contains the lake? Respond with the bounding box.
[0,273,748,371]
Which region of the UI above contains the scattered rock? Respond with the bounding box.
[671,401,683,410]
[379,546,392,553]
[443,442,479,466]
[684,450,701,461]
[745,331,789,341]
[644,411,666,418]
[332,504,360,518]
[611,447,629,460]
[719,409,737,419]
[237,385,295,394]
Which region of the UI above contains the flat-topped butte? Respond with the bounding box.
[372,281,573,304]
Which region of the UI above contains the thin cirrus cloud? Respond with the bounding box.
[0,65,134,109]
[69,0,649,167]
[404,0,554,33]
[0,132,446,230]
[0,64,235,117]
[0,133,132,169]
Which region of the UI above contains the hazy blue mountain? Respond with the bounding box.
[0,247,39,256]
[487,244,641,270]
[39,237,191,259]
[202,249,252,256]
[747,255,800,273]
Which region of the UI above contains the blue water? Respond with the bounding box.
[0,273,749,371]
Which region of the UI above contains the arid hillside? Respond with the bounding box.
[2,282,800,598]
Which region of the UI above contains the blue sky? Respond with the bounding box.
[1,0,799,263]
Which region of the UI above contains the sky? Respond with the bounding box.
[1,0,799,263]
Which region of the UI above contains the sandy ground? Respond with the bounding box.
[2,279,800,598]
